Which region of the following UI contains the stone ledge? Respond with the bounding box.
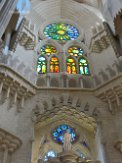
[0,128,22,153]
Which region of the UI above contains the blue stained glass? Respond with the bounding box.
[53,132,58,137]
[62,125,67,130]
[52,124,77,144]
[44,23,79,42]
[44,151,56,161]
[79,57,89,75]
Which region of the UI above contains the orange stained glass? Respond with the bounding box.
[50,57,59,73]
[67,58,77,74]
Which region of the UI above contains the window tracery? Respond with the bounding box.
[50,57,59,73]
[44,23,79,41]
[52,124,76,144]
[37,56,47,74]
[68,46,85,57]
[67,57,77,74]
[79,57,89,75]
[40,45,57,56]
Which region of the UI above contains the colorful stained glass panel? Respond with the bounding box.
[52,124,76,144]
[40,45,57,56]
[79,57,89,75]
[44,23,79,41]
[37,56,46,74]
[67,58,77,74]
[44,151,56,161]
[50,57,59,73]
[68,46,84,57]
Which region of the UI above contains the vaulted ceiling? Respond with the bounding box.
[29,0,104,32]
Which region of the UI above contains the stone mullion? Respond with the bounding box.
[46,75,50,87]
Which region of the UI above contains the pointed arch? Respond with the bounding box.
[50,56,59,73]
[79,57,90,75]
[37,56,47,74]
[66,57,77,74]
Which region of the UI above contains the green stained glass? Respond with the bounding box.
[67,57,77,74]
[68,46,84,57]
[37,56,46,74]
[79,57,89,75]
[50,57,59,73]
[40,45,57,56]
[44,23,79,41]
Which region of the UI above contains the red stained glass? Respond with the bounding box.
[50,57,59,73]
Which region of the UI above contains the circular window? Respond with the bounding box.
[68,46,85,57]
[40,45,57,56]
[52,124,77,144]
[44,23,79,41]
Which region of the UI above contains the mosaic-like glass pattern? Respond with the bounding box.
[67,58,77,74]
[44,23,79,41]
[40,45,57,56]
[79,57,89,75]
[68,46,84,57]
[44,151,56,161]
[50,57,59,73]
[52,124,76,144]
[37,56,46,74]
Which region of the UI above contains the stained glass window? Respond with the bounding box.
[67,58,77,74]
[76,149,86,160]
[52,124,76,144]
[44,151,56,161]
[44,23,79,41]
[68,46,85,57]
[50,57,59,73]
[37,56,46,74]
[40,45,57,56]
[79,57,89,75]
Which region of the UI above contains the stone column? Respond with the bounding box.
[2,147,8,163]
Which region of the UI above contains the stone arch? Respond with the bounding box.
[32,105,97,163]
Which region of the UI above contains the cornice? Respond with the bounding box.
[0,128,22,153]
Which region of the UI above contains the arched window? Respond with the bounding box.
[44,151,56,161]
[68,46,85,57]
[40,45,57,56]
[50,57,59,73]
[67,57,77,74]
[37,56,47,74]
[79,57,89,75]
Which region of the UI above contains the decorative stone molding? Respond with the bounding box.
[90,23,110,53]
[103,22,122,57]
[115,140,122,153]
[0,64,36,97]
[95,72,122,113]
[0,128,22,153]
[34,106,97,133]
[19,23,36,50]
